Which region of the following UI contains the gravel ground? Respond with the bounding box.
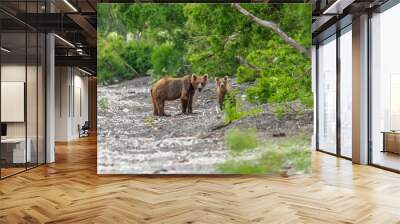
[97,76,312,174]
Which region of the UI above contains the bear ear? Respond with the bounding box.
[224,76,228,81]
[191,74,197,81]
[215,77,219,82]
[204,74,208,81]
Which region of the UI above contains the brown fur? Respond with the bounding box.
[151,74,208,116]
[215,76,234,110]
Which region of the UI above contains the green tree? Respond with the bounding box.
[151,42,183,78]
[97,3,313,109]
[97,34,136,84]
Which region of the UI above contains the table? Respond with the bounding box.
[1,138,31,163]
[381,131,400,154]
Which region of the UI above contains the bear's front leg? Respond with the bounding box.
[219,92,227,111]
[188,94,193,114]
[181,99,188,114]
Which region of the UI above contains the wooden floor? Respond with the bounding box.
[372,150,400,171]
[1,136,400,224]
[1,167,26,178]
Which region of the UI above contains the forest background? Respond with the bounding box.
[97,3,312,111]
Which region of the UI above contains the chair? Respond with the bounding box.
[79,121,90,138]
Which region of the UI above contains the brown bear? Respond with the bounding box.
[215,76,234,110]
[150,74,208,116]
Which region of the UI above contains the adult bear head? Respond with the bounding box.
[191,74,208,92]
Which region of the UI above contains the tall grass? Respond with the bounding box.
[217,131,311,175]
[98,97,109,112]
[223,92,262,124]
[225,128,259,153]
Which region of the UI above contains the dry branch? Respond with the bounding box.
[232,3,310,58]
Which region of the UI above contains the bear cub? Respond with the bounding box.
[215,76,235,110]
[151,74,208,116]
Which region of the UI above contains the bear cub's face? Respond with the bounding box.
[215,76,229,91]
[191,74,208,92]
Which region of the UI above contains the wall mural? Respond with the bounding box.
[97,3,312,175]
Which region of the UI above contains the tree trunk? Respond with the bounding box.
[232,3,310,58]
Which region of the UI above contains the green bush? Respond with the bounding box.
[97,34,136,84]
[217,133,311,174]
[151,43,183,79]
[98,3,313,113]
[120,41,153,75]
[98,97,109,111]
[237,40,312,109]
[224,92,262,124]
[236,66,258,83]
[225,128,259,153]
[274,104,287,120]
[217,160,267,174]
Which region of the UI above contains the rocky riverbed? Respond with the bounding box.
[97,76,313,174]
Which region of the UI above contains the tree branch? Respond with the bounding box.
[235,55,260,72]
[231,3,310,58]
[223,32,240,48]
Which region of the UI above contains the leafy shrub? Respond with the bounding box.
[225,128,259,153]
[217,133,311,174]
[98,3,313,114]
[98,34,158,84]
[120,41,153,75]
[151,43,183,79]
[98,97,109,111]
[97,34,136,84]
[236,66,258,83]
[274,104,287,120]
[237,40,312,109]
[224,92,262,124]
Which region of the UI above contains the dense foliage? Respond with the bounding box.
[217,130,311,174]
[98,3,311,107]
